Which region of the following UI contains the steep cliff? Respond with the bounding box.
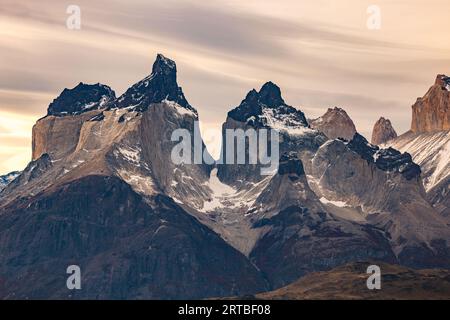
[371,117,397,145]
[411,75,450,133]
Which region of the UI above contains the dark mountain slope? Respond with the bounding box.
[0,175,267,299]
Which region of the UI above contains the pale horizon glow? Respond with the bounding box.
[1,0,450,174]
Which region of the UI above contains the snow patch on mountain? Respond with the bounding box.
[47,83,116,116]
[201,168,237,212]
[117,169,156,196]
[198,169,274,213]
[0,171,21,191]
[116,146,142,166]
[319,197,348,207]
[386,131,450,190]
[261,107,315,136]
[441,75,450,91]
[163,99,197,118]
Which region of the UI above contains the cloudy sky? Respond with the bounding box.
[1,0,449,174]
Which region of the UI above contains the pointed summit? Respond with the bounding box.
[228,82,307,128]
[152,53,177,78]
[411,74,450,132]
[259,81,285,107]
[435,74,450,90]
[309,107,357,140]
[117,54,195,113]
[371,117,397,145]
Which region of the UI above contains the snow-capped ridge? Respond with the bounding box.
[152,53,177,76]
[387,130,450,191]
[115,54,196,115]
[258,81,285,107]
[47,82,116,116]
[347,133,421,180]
[228,81,308,129]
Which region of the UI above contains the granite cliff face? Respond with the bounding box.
[386,75,450,217]
[216,83,450,277]
[309,107,357,141]
[411,75,450,133]
[0,55,252,299]
[24,54,212,212]
[386,129,450,218]
[308,134,450,268]
[249,153,396,287]
[371,117,397,145]
[32,110,100,161]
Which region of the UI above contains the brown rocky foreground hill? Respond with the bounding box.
[252,262,450,300]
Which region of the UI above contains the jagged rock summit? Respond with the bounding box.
[347,133,420,181]
[228,81,308,128]
[46,54,195,117]
[47,82,116,116]
[411,74,450,133]
[116,53,195,113]
[0,54,265,299]
[371,117,398,145]
[218,81,323,185]
[309,107,357,140]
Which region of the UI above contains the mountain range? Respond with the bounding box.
[0,54,448,299]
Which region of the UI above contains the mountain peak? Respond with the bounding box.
[435,74,450,90]
[371,117,397,145]
[228,82,307,128]
[309,107,357,140]
[152,53,177,78]
[47,83,116,116]
[243,89,259,104]
[324,107,350,117]
[258,81,285,107]
[116,54,194,113]
[411,74,450,132]
[239,81,284,108]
